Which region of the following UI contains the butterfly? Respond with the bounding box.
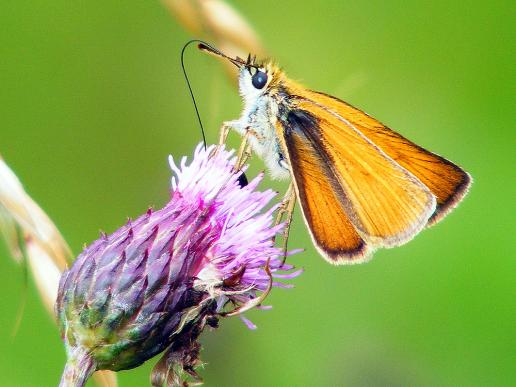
[199,42,471,264]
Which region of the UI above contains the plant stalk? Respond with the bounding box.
[59,346,96,387]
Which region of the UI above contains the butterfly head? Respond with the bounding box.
[198,42,283,102]
[236,54,284,102]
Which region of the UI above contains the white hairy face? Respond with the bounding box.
[233,66,290,180]
[238,66,271,103]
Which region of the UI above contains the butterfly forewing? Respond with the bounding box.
[304,90,471,225]
[279,100,436,250]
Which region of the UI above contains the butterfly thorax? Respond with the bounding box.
[227,66,293,180]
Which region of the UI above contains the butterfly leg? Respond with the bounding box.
[233,129,254,172]
[273,182,297,263]
[281,187,296,263]
[218,121,232,145]
[210,121,238,159]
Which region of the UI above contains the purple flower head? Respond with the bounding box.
[56,144,301,387]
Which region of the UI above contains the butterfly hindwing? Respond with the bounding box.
[278,100,436,252]
[275,118,370,264]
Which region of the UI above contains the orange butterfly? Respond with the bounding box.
[200,43,471,264]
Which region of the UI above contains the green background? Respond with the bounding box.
[1,1,514,386]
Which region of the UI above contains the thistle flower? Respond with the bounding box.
[56,144,301,387]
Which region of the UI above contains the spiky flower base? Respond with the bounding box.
[56,144,301,386]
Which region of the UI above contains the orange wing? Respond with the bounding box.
[277,103,436,261]
[304,90,471,225]
[276,119,370,263]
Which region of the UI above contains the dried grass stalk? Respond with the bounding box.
[163,0,266,78]
[0,155,117,387]
[0,156,70,270]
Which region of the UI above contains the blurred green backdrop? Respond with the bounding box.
[1,1,514,386]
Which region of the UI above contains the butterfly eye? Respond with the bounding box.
[251,70,268,89]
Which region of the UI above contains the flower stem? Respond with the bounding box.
[59,346,96,387]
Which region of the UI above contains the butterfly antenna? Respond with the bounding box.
[181,39,208,150]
